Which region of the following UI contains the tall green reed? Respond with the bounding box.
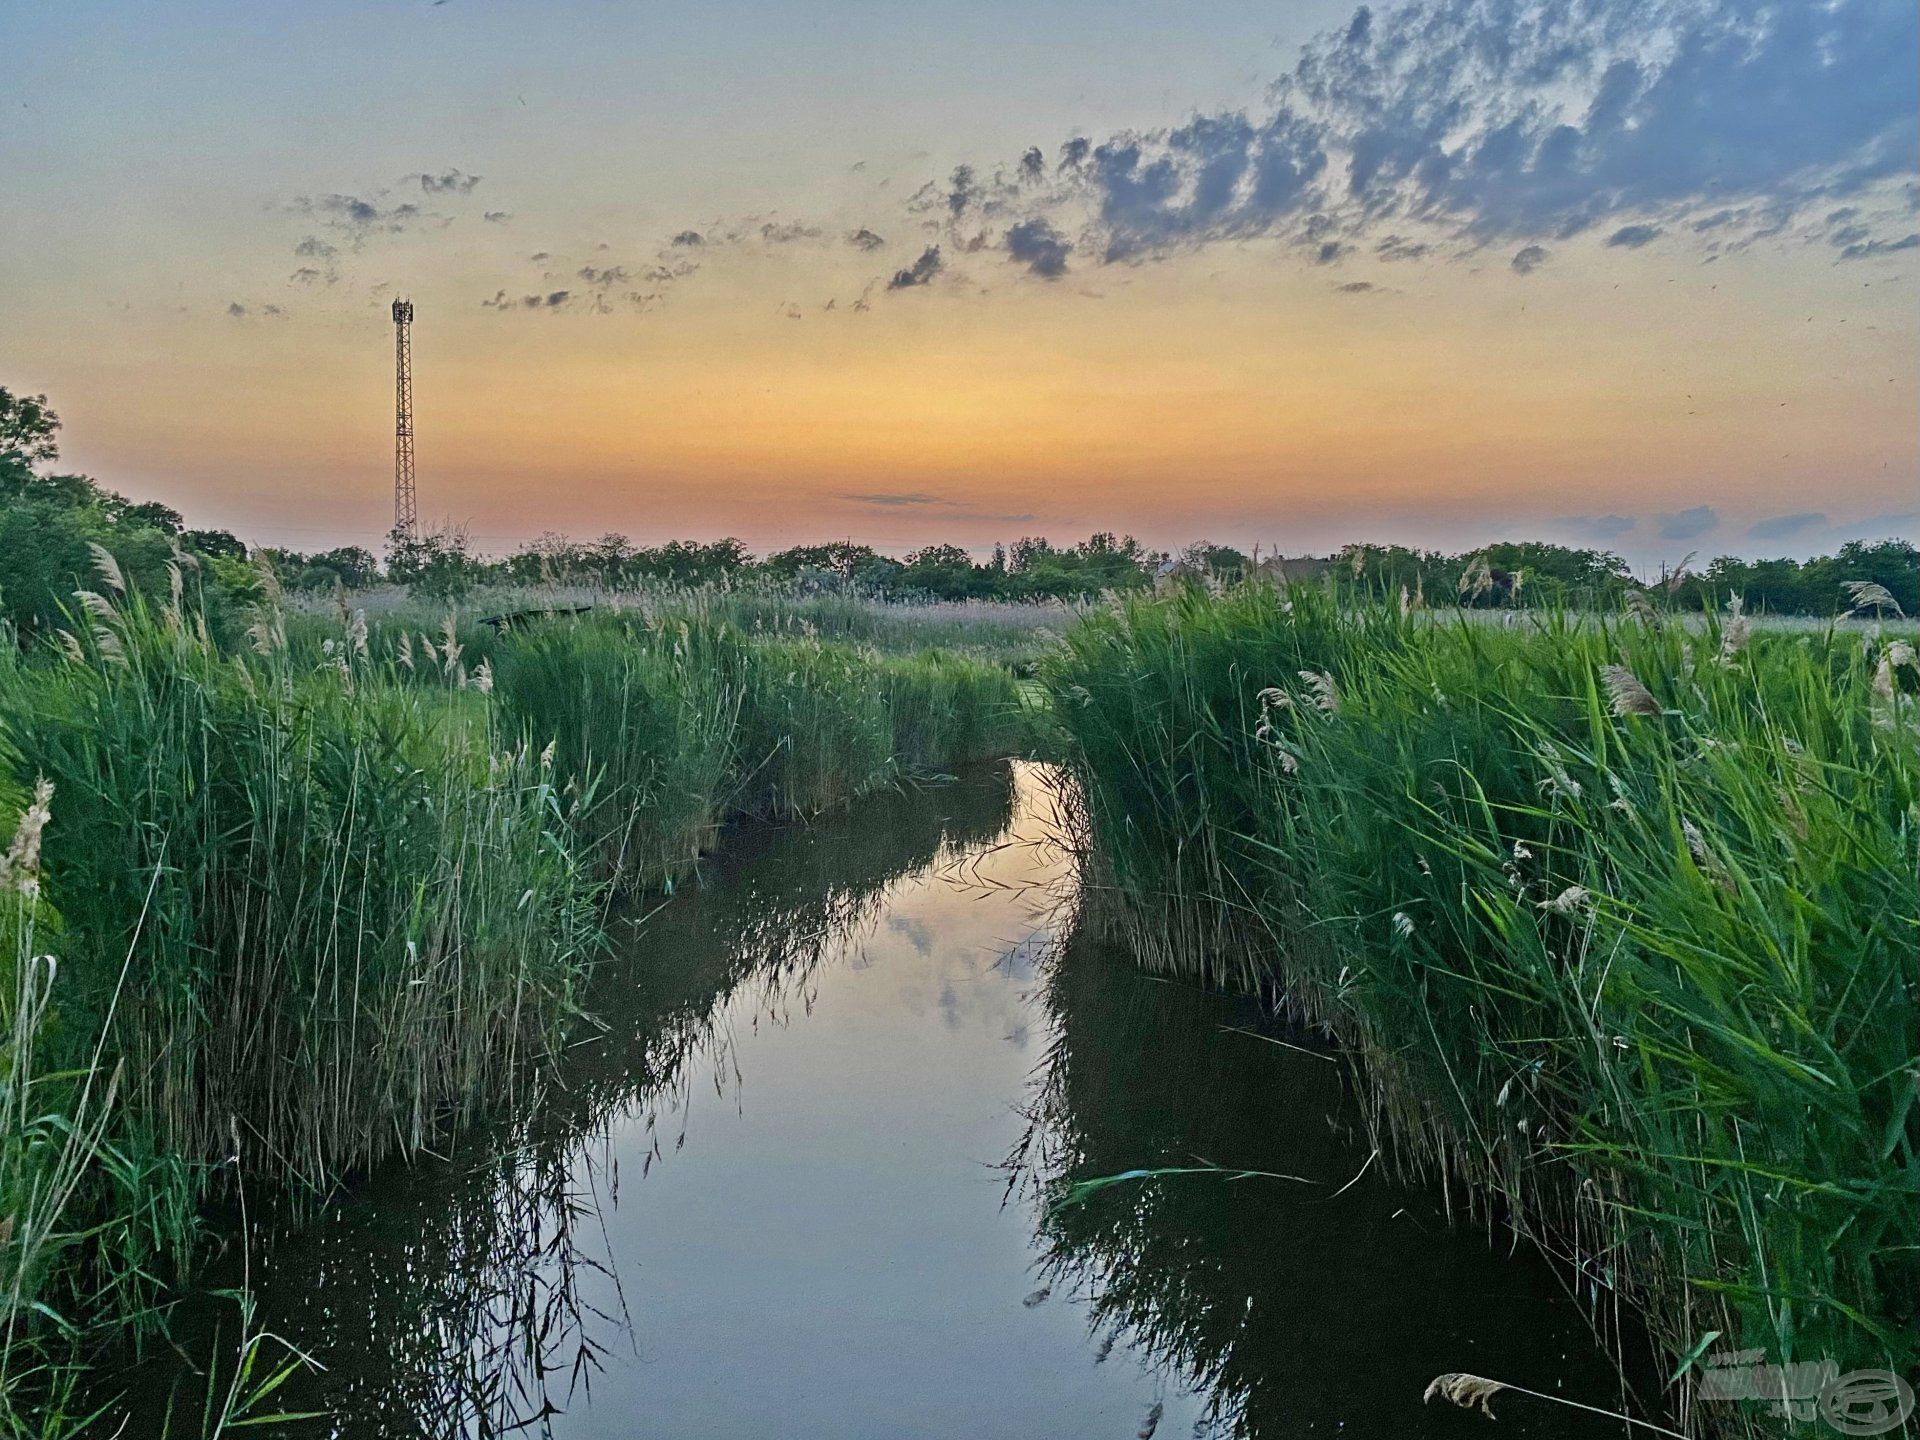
[1044,582,1918,1428]
[0,566,598,1323]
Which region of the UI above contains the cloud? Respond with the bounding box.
[1605,223,1662,249]
[1560,513,1636,541]
[1838,511,1919,539]
[840,491,946,507]
[887,245,943,290]
[954,0,1917,275]
[227,302,247,318]
[1835,231,1920,260]
[759,220,822,244]
[1510,243,1550,275]
[482,289,574,311]
[1374,234,1432,262]
[1657,505,1719,541]
[837,490,1037,524]
[577,265,628,289]
[671,230,704,247]
[945,164,980,219]
[1334,280,1377,293]
[483,210,511,224]
[288,193,428,245]
[1085,110,1330,262]
[416,168,481,195]
[1747,511,1827,541]
[847,227,887,251]
[1005,218,1070,278]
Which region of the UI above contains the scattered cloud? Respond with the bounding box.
[1747,511,1827,541]
[415,168,481,195]
[1835,231,1919,261]
[1560,513,1636,541]
[759,220,822,244]
[837,489,1035,523]
[1334,280,1378,294]
[1838,511,1919,540]
[1005,218,1070,278]
[847,227,887,251]
[887,245,943,290]
[483,210,511,224]
[312,195,417,230]
[840,491,946,507]
[671,230,704,246]
[1605,224,1662,250]
[1510,244,1550,275]
[1657,505,1719,541]
[482,289,574,311]
[1374,234,1432,262]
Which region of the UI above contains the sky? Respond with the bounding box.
[2,0,1915,569]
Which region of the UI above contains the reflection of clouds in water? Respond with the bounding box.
[629,766,1071,1142]
[886,913,936,956]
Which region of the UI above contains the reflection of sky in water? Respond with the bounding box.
[562,764,1192,1438]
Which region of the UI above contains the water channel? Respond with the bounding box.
[121,761,1646,1438]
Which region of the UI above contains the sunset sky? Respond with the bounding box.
[4,0,1915,568]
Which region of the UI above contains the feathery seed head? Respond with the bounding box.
[1425,1374,1509,1420]
[1601,664,1660,717]
[1843,579,1904,618]
[87,542,126,594]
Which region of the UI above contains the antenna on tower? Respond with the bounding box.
[391,298,418,542]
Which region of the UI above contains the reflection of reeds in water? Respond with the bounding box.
[126,764,1022,1436]
[1005,911,1651,1440]
[1001,931,1304,1440]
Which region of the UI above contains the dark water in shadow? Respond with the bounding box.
[115,762,1649,1438]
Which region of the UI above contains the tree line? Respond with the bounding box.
[4,385,1913,634]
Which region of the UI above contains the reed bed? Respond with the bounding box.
[1041,581,1918,1433]
[0,564,1030,1430]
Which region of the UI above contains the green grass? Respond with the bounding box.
[1042,581,1918,1427]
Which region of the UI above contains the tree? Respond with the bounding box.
[387,527,483,601]
[0,388,60,468]
[1180,542,1249,582]
[183,528,248,561]
[900,543,986,599]
[0,386,192,635]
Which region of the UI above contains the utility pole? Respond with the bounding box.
[392,298,417,541]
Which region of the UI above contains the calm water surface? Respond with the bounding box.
[126,762,1645,1438]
